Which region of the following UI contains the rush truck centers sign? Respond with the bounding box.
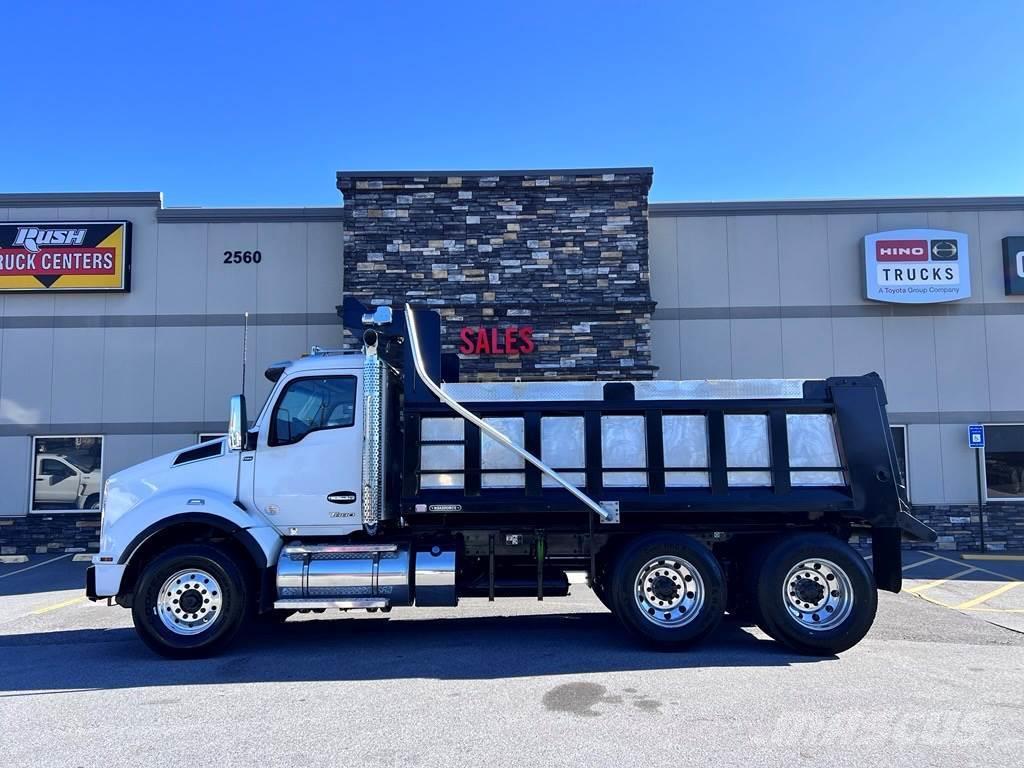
[0,221,132,292]
[863,228,970,303]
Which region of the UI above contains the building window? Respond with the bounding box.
[983,424,1024,501]
[890,425,909,500]
[31,436,104,513]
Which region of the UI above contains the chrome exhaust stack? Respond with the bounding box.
[361,328,387,535]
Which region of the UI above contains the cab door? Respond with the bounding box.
[252,370,364,534]
[35,457,81,505]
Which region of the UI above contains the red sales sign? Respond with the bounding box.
[458,326,535,355]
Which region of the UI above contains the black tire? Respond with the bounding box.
[753,534,877,656]
[608,533,726,650]
[85,494,100,510]
[131,544,250,659]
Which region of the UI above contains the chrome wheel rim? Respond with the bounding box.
[634,555,705,627]
[156,569,224,636]
[783,558,853,631]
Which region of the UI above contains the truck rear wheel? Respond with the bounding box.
[752,534,876,655]
[131,544,249,659]
[609,533,725,650]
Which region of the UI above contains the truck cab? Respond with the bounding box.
[87,300,933,659]
[247,354,364,536]
[34,452,101,510]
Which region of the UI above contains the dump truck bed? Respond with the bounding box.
[402,373,903,524]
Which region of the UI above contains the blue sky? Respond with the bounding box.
[4,1,1023,206]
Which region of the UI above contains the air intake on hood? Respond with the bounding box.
[173,441,224,466]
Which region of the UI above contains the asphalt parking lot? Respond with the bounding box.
[1,552,1023,768]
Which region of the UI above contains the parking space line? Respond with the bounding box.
[953,582,1024,610]
[905,566,978,594]
[960,606,1024,613]
[30,596,87,615]
[962,554,1024,562]
[902,555,939,572]
[0,553,71,579]
[928,552,1020,581]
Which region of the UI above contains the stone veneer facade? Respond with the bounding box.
[0,513,100,556]
[338,168,656,380]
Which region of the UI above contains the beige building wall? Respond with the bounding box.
[647,202,1024,506]
[0,195,344,517]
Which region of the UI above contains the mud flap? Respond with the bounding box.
[871,527,903,593]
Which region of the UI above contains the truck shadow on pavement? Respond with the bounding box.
[0,613,828,694]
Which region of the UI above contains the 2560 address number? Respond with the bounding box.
[223,250,262,264]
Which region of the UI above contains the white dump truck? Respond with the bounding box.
[87,299,933,658]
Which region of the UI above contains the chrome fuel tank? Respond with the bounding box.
[276,543,412,604]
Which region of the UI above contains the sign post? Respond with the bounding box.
[968,425,986,552]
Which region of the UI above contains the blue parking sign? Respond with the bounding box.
[968,424,985,448]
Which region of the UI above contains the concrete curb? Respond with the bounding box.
[72,554,93,563]
[0,555,29,564]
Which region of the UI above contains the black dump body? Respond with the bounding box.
[341,298,935,594]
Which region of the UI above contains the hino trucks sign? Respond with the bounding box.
[863,229,970,303]
[0,221,132,292]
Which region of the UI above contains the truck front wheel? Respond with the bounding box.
[609,533,725,649]
[753,534,876,656]
[131,544,249,659]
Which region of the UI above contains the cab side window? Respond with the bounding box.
[270,376,357,446]
[41,459,72,477]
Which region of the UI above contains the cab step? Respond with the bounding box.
[273,598,389,610]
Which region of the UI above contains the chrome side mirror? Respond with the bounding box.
[228,395,247,451]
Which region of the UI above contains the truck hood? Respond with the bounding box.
[101,441,239,543]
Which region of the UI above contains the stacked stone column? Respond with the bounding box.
[338,168,656,380]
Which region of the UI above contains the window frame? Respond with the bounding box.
[981,422,1024,503]
[29,434,105,514]
[269,374,358,447]
[889,424,910,502]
